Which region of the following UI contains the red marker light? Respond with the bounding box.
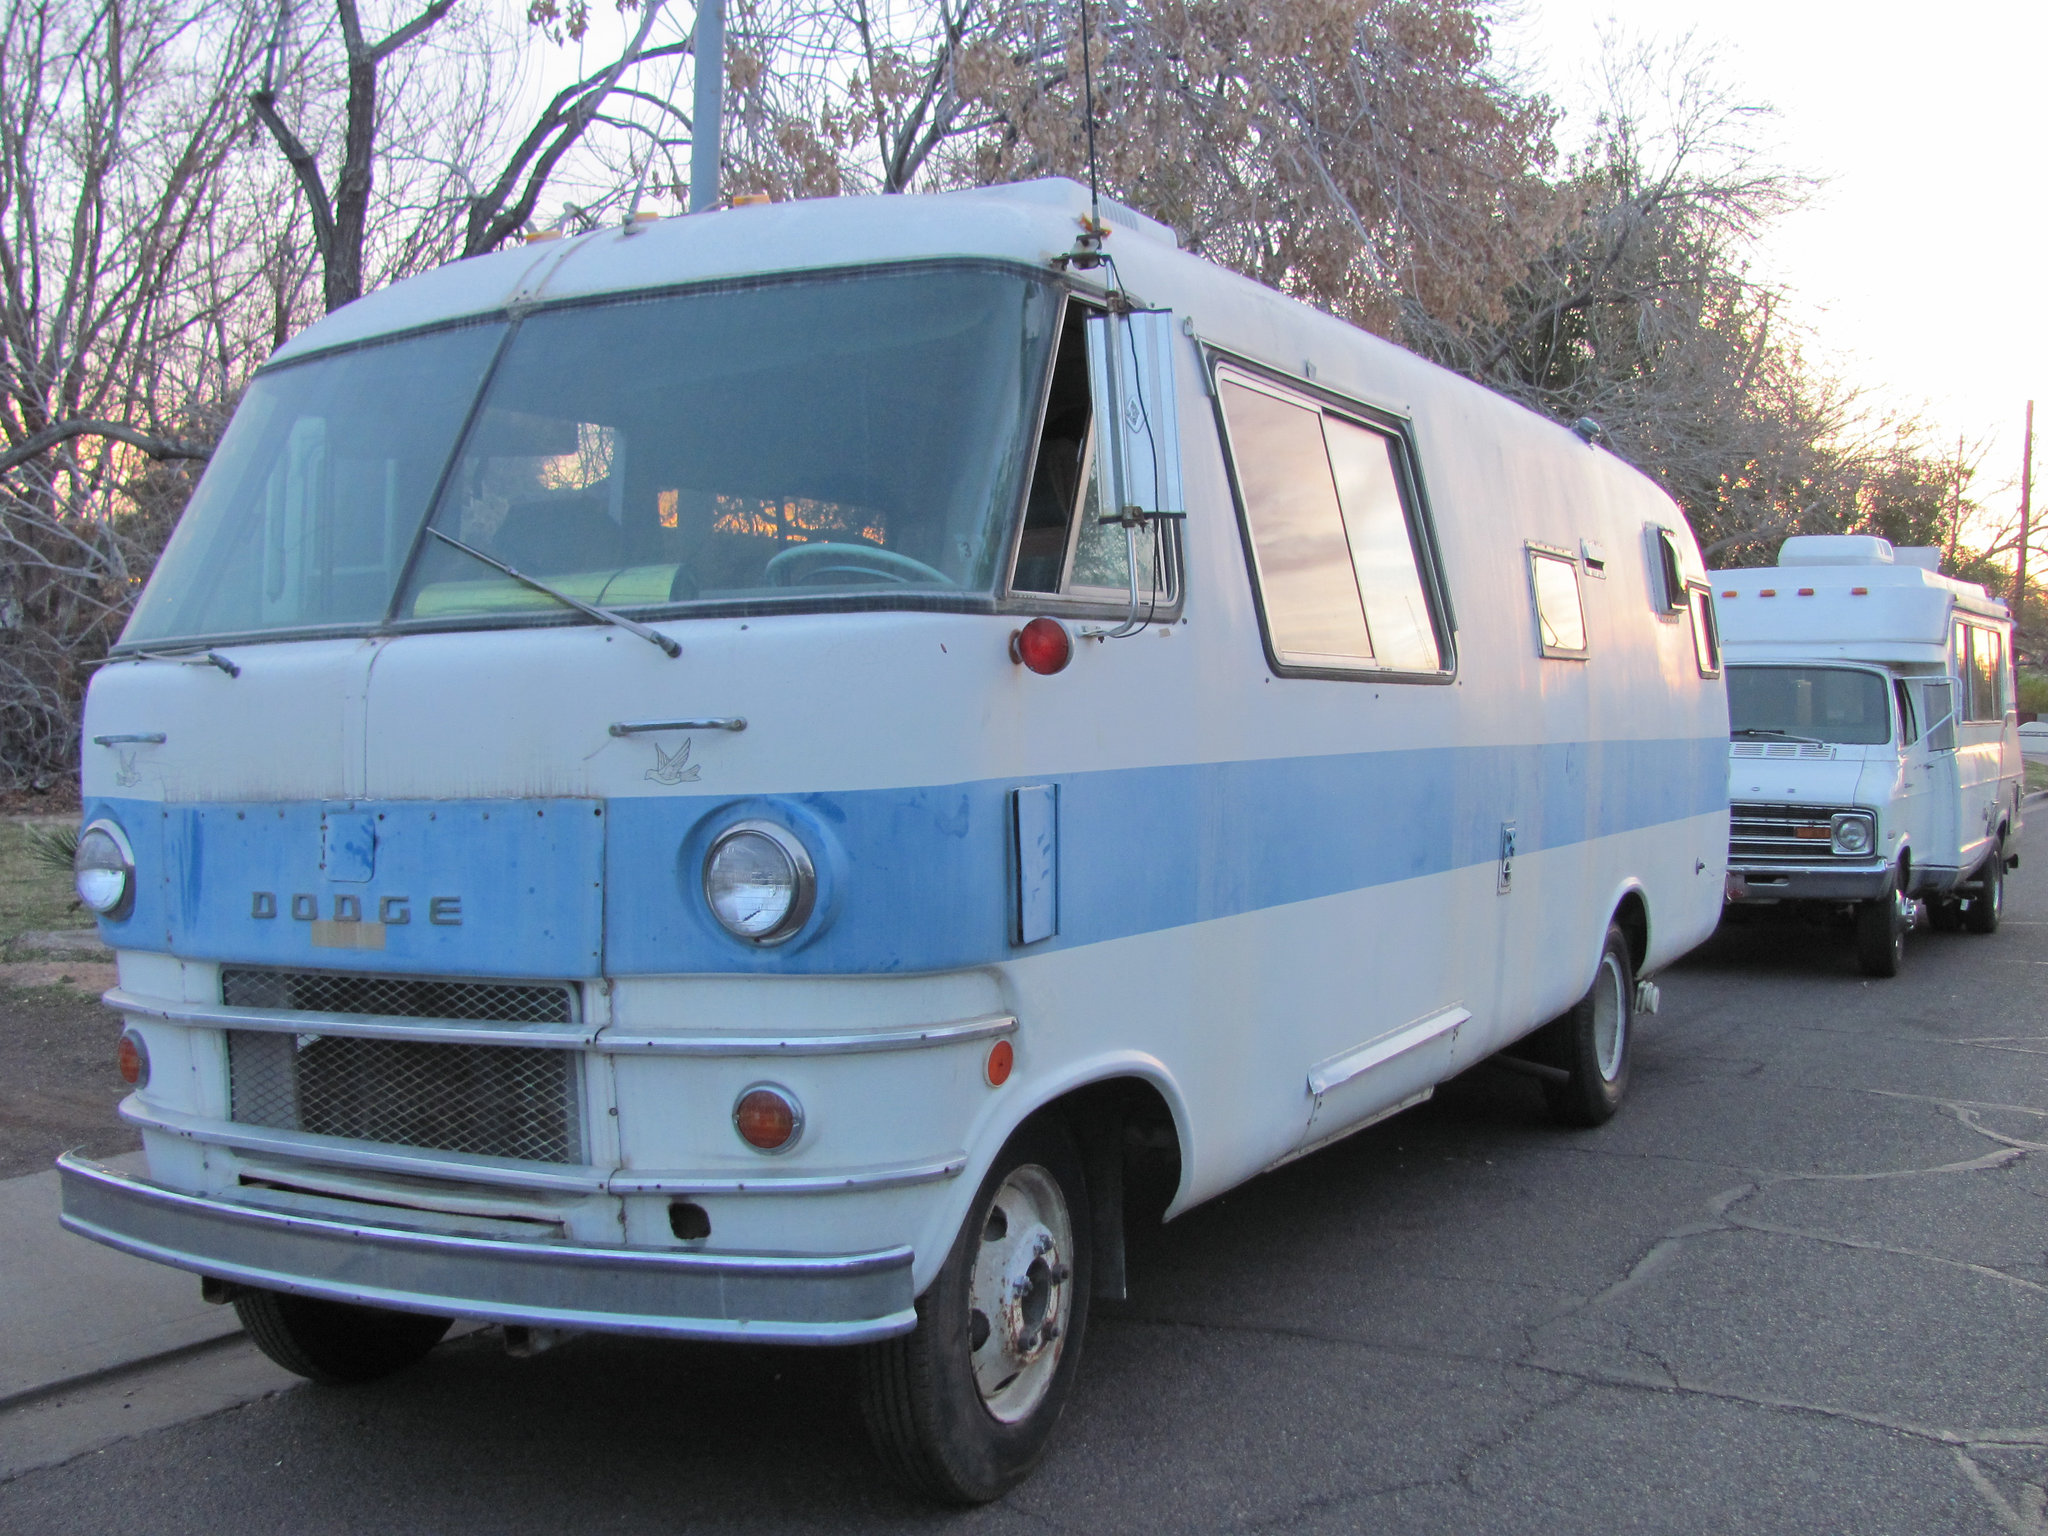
[985,1039,1015,1086]
[1851,587,1869,595]
[1010,617,1072,675]
[733,1086,802,1151]
[116,1030,149,1088]
[1759,588,1777,597]
[1798,587,1815,596]
[1721,590,1737,598]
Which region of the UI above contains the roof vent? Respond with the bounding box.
[1777,534,1895,568]
[1892,546,1943,572]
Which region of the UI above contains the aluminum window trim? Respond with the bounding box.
[1527,542,1590,660]
[1207,355,1456,686]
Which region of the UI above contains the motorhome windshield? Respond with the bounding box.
[1727,665,1892,746]
[121,265,1059,648]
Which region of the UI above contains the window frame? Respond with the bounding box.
[1527,541,1591,661]
[999,293,1185,622]
[1207,354,1456,685]
[1649,524,1689,616]
[1686,582,1721,678]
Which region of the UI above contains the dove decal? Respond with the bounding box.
[647,737,702,785]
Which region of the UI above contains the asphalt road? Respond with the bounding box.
[6,817,2048,1533]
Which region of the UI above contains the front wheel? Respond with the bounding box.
[859,1117,1092,1503]
[1965,848,2004,934]
[1539,922,1635,1128]
[232,1288,451,1384]
[1855,879,1909,976]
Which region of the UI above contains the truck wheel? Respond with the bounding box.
[1965,850,2004,934]
[1539,923,1634,1128]
[1854,880,1908,976]
[859,1117,1091,1503]
[233,1288,451,1384]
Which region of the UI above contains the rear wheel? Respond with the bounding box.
[233,1289,451,1385]
[1539,923,1634,1128]
[1965,848,2004,934]
[859,1117,1091,1503]
[1854,879,1909,977]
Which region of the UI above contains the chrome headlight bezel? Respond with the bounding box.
[1829,812,1877,857]
[701,820,817,945]
[73,818,136,920]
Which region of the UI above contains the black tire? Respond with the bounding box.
[233,1288,451,1385]
[1538,923,1634,1128]
[1854,878,1908,976]
[1965,848,2004,934]
[859,1116,1092,1503]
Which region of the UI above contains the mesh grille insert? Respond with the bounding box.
[227,1031,583,1164]
[220,968,573,1025]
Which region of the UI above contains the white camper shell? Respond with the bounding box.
[1714,534,2023,975]
[59,180,1728,1499]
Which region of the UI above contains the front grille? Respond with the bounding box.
[219,968,583,1164]
[221,968,573,1025]
[1730,741,1837,760]
[1730,802,1869,866]
[226,1031,584,1164]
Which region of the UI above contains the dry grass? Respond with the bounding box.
[0,818,93,946]
[2028,759,2048,795]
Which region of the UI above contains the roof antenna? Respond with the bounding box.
[1055,0,1110,271]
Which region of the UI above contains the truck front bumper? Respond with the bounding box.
[57,1154,916,1344]
[1726,862,1894,903]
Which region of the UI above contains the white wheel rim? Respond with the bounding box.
[967,1163,1073,1424]
[1593,953,1627,1081]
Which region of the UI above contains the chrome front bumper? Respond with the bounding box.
[1726,862,1893,902]
[57,1154,917,1344]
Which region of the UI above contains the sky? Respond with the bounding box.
[1497,1,2047,518]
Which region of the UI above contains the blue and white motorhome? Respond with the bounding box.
[59,179,1728,1500]
[1715,535,2023,976]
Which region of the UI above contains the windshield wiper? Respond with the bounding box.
[426,528,679,659]
[108,647,241,677]
[1732,727,1825,746]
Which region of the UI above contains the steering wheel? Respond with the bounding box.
[763,542,951,588]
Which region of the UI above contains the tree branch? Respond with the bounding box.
[0,418,211,478]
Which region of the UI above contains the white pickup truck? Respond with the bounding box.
[1714,534,2023,976]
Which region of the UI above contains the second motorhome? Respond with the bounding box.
[1715,535,2022,975]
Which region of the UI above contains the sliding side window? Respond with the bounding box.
[1217,369,1444,676]
[1688,584,1721,677]
[1528,544,1589,659]
[1011,300,1176,611]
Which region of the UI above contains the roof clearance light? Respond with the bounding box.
[116,1030,150,1089]
[1011,617,1073,675]
[1852,587,1869,596]
[733,1085,803,1152]
[74,821,135,919]
[1798,588,1816,596]
[1721,590,1737,598]
[1759,589,1777,597]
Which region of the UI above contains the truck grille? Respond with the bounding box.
[1730,802,1867,866]
[220,968,583,1164]
[1730,741,1837,760]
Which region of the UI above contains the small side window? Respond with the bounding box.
[1652,526,1687,614]
[1893,678,1918,747]
[1971,624,2006,720]
[1922,679,1957,752]
[1529,545,1588,659]
[1687,584,1720,677]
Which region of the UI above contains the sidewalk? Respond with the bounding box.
[0,1152,243,1408]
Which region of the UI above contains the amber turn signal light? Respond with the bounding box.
[116,1029,149,1089]
[733,1084,803,1152]
[1010,617,1072,675]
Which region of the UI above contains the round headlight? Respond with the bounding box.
[73,821,134,918]
[1831,814,1874,856]
[703,822,815,944]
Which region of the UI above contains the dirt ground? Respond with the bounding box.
[0,984,137,1178]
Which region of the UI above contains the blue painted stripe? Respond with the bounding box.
[91,736,1725,978]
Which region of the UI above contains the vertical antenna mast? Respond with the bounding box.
[1078,0,1100,228]
[689,0,725,213]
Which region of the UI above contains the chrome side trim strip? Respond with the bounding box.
[597,1014,1017,1057]
[57,1155,918,1344]
[609,717,746,735]
[120,1099,611,1193]
[607,1156,967,1195]
[1308,1006,1471,1097]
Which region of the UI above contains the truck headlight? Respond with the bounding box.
[73,820,135,918]
[1830,813,1875,856]
[702,821,815,944]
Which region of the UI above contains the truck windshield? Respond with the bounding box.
[1727,665,1893,746]
[121,264,1059,648]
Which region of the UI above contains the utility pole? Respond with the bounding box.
[688,0,723,213]
[2019,400,2035,654]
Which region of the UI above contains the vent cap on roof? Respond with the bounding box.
[1777,534,1895,567]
